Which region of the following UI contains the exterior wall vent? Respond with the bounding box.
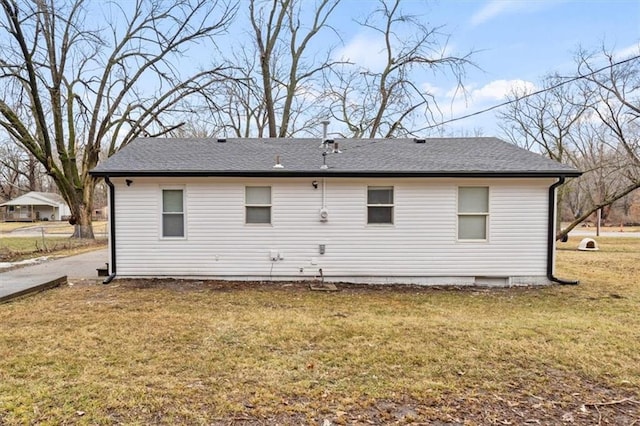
[474,276,508,286]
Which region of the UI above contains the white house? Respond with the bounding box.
[0,191,71,222]
[90,137,581,286]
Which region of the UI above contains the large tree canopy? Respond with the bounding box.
[195,0,473,139]
[0,0,236,237]
[1,0,474,237]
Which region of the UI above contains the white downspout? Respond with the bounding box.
[322,178,326,209]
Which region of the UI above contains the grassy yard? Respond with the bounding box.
[0,221,107,263]
[0,238,638,424]
[0,221,107,235]
[0,237,106,263]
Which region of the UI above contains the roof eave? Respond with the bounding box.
[90,170,582,178]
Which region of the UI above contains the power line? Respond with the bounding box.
[412,53,640,133]
[334,53,640,154]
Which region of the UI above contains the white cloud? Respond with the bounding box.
[614,43,640,60]
[470,1,516,26]
[472,79,535,101]
[334,33,387,72]
[441,79,536,118]
[421,82,443,96]
[470,0,562,27]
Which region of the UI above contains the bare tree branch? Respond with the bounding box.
[0,0,237,237]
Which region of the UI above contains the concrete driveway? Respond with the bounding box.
[0,248,108,301]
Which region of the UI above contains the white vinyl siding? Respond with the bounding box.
[161,188,185,238]
[458,186,489,240]
[245,186,271,224]
[112,177,553,284]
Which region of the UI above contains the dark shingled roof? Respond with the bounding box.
[90,137,580,178]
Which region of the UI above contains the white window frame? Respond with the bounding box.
[457,186,489,241]
[367,186,394,225]
[245,186,272,225]
[160,186,186,239]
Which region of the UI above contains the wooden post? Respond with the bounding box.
[596,208,601,237]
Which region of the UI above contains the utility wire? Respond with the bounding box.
[330,53,640,155]
[412,53,640,133]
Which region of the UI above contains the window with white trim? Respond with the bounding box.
[458,186,489,240]
[245,186,271,224]
[162,189,185,238]
[367,186,394,224]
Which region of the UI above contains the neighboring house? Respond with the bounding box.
[90,137,581,286]
[92,206,109,221]
[0,191,71,222]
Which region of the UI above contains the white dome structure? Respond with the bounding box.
[578,238,599,251]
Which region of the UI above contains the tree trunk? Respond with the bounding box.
[261,60,278,138]
[556,182,640,240]
[66,177,96,239]
[71,204,94,239]
[27,155,38,191]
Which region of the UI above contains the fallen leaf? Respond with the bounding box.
[561,412,574,422]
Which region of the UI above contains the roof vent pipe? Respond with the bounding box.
[273,155,284,169]
[414,138,426,144]
[217,138,226,143]
[320,152,329,169]
[321,120,330,139]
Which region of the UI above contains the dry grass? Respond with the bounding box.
[0,238,639,424]
[41,221,108,235]
[0,221,38,232]
[0,221,108,262]
[0,237,107,263]
[0,221,107,235]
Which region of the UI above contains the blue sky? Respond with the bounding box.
[90,0,639,138]
[326,0,639,136]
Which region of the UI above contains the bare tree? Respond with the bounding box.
[0,142,27,200]
[201,45,271,137]
[499,74,591,231]
[499,47,640,239]
[249,0,342,137]
[0,0,236,237]
[0,139,52,200]
[499,74,590,163]
[189,0,474,140]
[325,0,473,138]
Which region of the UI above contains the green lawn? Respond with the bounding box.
[0,237,638,424]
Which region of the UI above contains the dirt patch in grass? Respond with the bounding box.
[0,238,639,425]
